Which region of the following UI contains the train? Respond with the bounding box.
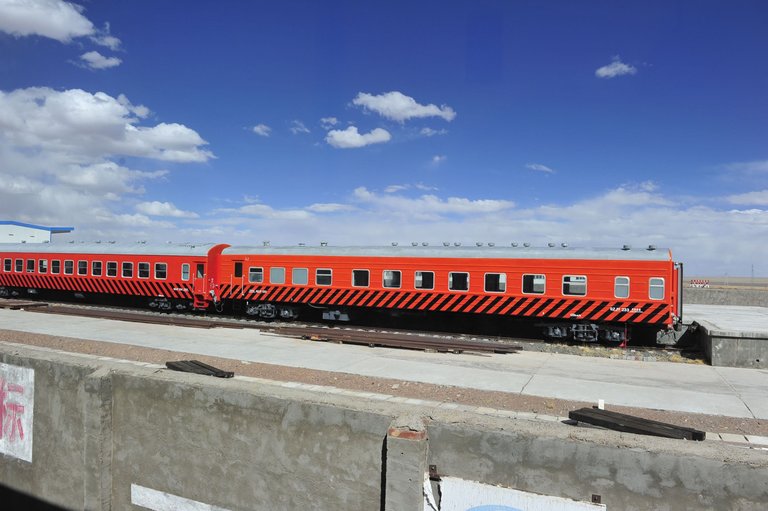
[0,241,684,344]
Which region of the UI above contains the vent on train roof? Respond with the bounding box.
[622,244,631,251]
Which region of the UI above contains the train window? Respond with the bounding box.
[15,259,23,272]
[51,260,60,274]
[107,262,117,277]
[522,274,545,294]
[3,259,10,272]
[64,260,74,275]
[138,262,150,279]
[92,261,103,277]
[615,277,630,298]
[38,259,48,274]
[196,264,205,279]
[449,272,469,291]
[316,268,332,286]
[155,263,167,280]
[248,267,264,283]
[78,261,88,275]
[234,262,243,278]
[292,268,308,285]
[649,278,665,300]
[383,270,401,288]
[562,275,587,296]
[484,273,506,293]
[352,269,370,287]
[270,267,285,284]
[414,271,434,290]
[122,262,134,278]
[181,263,190,281]
[27,259,35,273]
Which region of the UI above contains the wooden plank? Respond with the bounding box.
[569,407,705,441]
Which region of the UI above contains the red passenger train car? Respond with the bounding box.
[216,244,683,343]
[0,242,683,344]
[0,243,229,311]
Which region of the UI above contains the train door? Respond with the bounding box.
[192,262,207,308]
[233,260,244,290]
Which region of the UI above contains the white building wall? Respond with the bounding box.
[0,224,52,243]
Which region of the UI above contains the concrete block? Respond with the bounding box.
[384,415,429,511]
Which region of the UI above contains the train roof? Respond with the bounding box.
[222,244,673,261]
[0,242,218,256]
[0,242,674,261]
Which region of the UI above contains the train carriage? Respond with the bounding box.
[217,244,683,343]
[0,243,229,311]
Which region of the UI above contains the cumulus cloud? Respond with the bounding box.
[325,126,391,149]
[0,88,212,162]
[726,190,768,206]
[595,56,638,79]
[290,120,310,134]
[79,50,122,69]
[526,163,555,173]
[136,201,199,218]
[0,0,94,42]
[0,86,212,236]
[353,91,456,122]
[251,123,271,137]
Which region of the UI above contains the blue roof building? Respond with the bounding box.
[0,221,74,243]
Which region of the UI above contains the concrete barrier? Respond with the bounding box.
[685,287,768,307]
[1,343,767,510]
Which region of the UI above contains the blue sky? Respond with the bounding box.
[1,0,767,276]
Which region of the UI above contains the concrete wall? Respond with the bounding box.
[695,320,768,369]
[1,343,767,510]
[684,287,768,307]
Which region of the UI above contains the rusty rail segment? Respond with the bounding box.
[569,407,706,441]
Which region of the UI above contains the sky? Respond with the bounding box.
[0,0,766,276]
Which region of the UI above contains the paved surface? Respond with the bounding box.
[685,303,768,337]
[1,308,767,419]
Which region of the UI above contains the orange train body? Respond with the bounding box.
[0,242,683,343]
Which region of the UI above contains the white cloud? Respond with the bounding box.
[420,127,447,137]
[724,160,768,174]
[526,163,555,173]
[290,120,310,134]
[306,203,355,213]
[0,0,94,42]
[595,56,638,79]
[252,123,271,137]
[384,184,437,193]
[431,155,447,166]
[726,190,768,206]
[320,117,338,129]
[79,50,121,69]
[90,22,121,50]
[0,88,212,162]
[0,86,211,237]
[136,201,199,218]
[352,187,514,219]
[353,91,456,122]
[235,203,312,220]
[325,126,391,149]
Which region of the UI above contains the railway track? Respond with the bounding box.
[4,299,520,355]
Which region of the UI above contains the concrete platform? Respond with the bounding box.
[685,304,768,368]
[1,308,767,420]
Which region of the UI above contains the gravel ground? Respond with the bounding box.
[1,328,764,437]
